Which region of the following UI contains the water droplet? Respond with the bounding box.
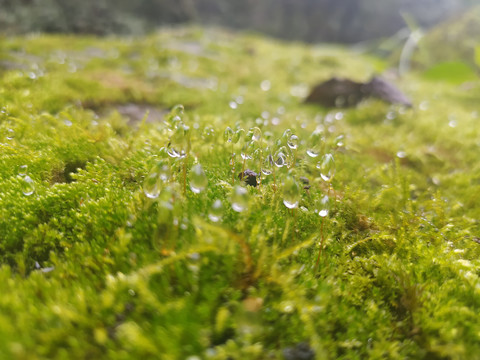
[158,164,170,182]
[189,164,208,194]
[208,199,223,222]
[64,119,72,126]
[274,150,287,168]
[231,186,249,212]
[143,162,169,199]
[335,134,345,148]
[233,128,244,144]
[18,165,28,176]
[306,130,325,158]
[167,123,188,158]
[224,127,234,143]
[6,128,14,140]
[283,176,301,209]
[241,141,254,160]
[143,170,161,199]
[250,127,262,142]
[21,175,35,196]
[287,134,298,150]
[396,151,407,159]
[202,126,215,142]
[271,117,280,126]
[172,104,184,116]
[316,195,330,217]
[282,129,292,142]
[261,154,274,175]
[317,154,335,182]
[280,301,295,314]
[260,80,271,91]
[229,101,238,109]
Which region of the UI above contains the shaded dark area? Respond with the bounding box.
[0,0,475,43]
[305,77,411,108]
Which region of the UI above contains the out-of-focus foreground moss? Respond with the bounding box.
[0,27,480,359]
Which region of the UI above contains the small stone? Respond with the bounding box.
[238,169,258,187]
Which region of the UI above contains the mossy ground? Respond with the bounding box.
[0,27,480,359]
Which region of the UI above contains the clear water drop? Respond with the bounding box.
[166,145,180,158]
[241,141,254,160]
[158,164,170,182]
[274,150,287,168]
[287,134,298,150]
[172,104,184,116]
[6,128,14,140]
[316,195,331,217]
[224,127,234,143]
[250,127,262,142]
[317,154,335,182]
[260,80,271,91]
[261,154,274,176]
[231,186,249,212]
[208,199,223,222]
[21,175,35,196]
[283,176,301,209]
[18,165,28,176]
[189,164,208,194]
[282,129,292,143]
[233,128,244,144]
[143,172,161,199]
[306,130,324,158]
[335,134,345,148]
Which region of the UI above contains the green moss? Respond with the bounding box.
[0,26,479,359]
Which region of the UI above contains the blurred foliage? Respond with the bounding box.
[407,5,480,70]
[0,0,476,43]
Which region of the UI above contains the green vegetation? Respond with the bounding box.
[0,27,480,359]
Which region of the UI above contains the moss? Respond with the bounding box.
[0,26,479,359]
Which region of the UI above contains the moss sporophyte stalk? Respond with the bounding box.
[1,24,480,359]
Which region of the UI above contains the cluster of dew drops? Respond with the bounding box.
[4,119,36,197]
[143,104,340,224]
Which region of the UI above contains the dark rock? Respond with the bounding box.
[283,342,315,360]
[363,76,412,107]
[305,76,411,108]
[305,77,365,107]
[238,169,258,187]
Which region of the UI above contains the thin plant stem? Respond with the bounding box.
[293,207,297,242]
[183,156,187,196]
[231,154,235,185]
[231,143,235,185]
[273,164,277,192]
[315,217,325,271]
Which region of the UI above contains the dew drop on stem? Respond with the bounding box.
[18,165,28,177]
[283,176,301,209]
[317,153,335,182]
[208,199,223,222]
[250,127,262,142]
[21,175,35,196]
[224,127,234,143]
[231,186,249,212]
[189,164,208,194]
[316,195,330,217]
[287,134,298,150]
